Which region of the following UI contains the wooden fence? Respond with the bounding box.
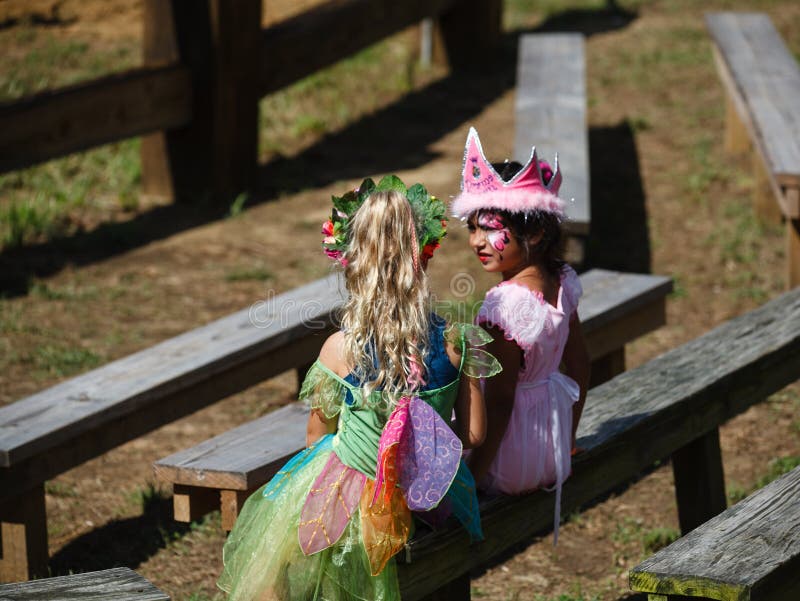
[0,0,502,203]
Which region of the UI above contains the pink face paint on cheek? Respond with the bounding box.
[487,230,506,251]
[478,212,511,252]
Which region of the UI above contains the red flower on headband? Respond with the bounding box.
[421,242,440,261]
[322,220,335,236]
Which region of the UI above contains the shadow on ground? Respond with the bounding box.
[48,489,196,575]
[0,3,638,296]
[584,121,652,273]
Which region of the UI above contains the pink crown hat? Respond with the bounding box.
[451,127,566,219]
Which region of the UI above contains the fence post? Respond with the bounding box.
[433,0,503,68]
[141,0,261,205]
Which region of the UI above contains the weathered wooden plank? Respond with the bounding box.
[397,286,800,600]
[0,567,169,600]
[140,0,181,200]
[0,65,191,174]
[576,269,672,333]
[154,403,308,491]
[514,33,589,235]
[630,465,800,601]
[0,274,342,471]
[707,13,800,211]
[259,0,458,95]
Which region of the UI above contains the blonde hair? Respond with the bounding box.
[340,190,431,400]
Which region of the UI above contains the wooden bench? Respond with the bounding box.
[0,268,668,582]
[629,464,800,601]
[514,33,589,262]
[154,269,672,529]
[395,285,800,600]
[0,567,169,600]
[706,12,800,288]
[0,275,343,581]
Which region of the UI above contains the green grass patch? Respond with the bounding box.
[30,281,100,301]
[756,456,800,489]
[0,139,141,250]
[30,343,102,378]
[45,481,79,498]
[225,266,274,283]
[0,26,138,101]
[642,527,680,553]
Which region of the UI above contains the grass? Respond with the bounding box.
[28,343,103,379]
[225,266,274,283]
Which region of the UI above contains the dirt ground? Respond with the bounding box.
[1,1,800,600]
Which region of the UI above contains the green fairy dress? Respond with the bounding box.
[217,319,500,601]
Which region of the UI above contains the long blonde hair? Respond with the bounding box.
[340,190,431,399]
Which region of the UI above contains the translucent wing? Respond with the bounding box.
[359,480,412,576]
[298,452,365,555]
[398,397,462,511]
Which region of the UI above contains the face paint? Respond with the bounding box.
[477,212,511,253]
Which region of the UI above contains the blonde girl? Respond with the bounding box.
[219,177,499,601]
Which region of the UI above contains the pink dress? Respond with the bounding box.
[476,264,582,540]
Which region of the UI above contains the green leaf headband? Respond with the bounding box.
[322,175,448,267]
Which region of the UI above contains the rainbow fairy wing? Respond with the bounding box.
[298,451,365,555]
[398,397,462,511]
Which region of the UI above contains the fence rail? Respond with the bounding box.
[0,0,501,203]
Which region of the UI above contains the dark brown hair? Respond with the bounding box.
[486,161,564,277]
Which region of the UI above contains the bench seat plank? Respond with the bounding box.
[706,12,800,217]
[514,33,589,234]
[0,567,169,600]
[630,465,800,601]
[0,274,340,477]
[154,403,307,491]
[397,286,800,600]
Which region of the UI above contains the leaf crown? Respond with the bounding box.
[321,175,447,266]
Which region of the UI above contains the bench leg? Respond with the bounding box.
[173,485,220,523]
[753,153,783,224]
[589,348,625,388]
[221,488,257,531]
[671,428,726,534]
[418,572,470,601]
[0,484,48,582]
[788,217,800,289]
[723,94,750,155]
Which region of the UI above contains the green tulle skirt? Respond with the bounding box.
[217,447,400,601]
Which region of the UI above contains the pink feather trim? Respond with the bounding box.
[451,188,566,219]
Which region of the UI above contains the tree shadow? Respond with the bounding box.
[584,122,652,273]
[0,2,639,296]
[48,488,197,575]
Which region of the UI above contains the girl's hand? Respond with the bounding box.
[466,324,522,483]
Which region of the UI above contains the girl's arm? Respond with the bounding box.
[445,337,486,449]
[305,332,345,447]
[562,312,590,449]
[306,409,337,447]
[465,325,522,485]
[454,374,486,449]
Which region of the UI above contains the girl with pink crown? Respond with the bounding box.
[452,127,591,542]
[218,175,500,601]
